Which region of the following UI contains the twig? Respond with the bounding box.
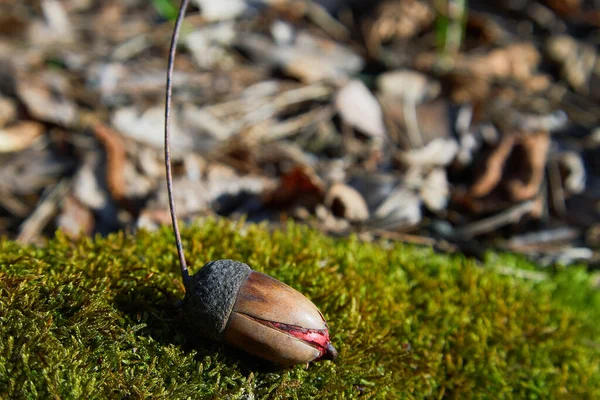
[0,187,30,217]
[454,200,537,239]
[505,227,579,251]
[548,159,566,217]
[304,1,350,41]
[17,179,70,244]
[165,0,191,289]
[254,106,335,142]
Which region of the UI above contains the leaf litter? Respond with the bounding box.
[0,0,599,269]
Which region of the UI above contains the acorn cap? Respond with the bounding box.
[183,259,251,341]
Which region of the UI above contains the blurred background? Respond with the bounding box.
[0,0,599,268]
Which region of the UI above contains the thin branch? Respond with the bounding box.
[454,200,536,239]
[165,0,191,290]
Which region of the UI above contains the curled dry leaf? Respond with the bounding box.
[470,131,550,202]
[94,123,126,202]
[470,133,516,198]
[0,121,44,153]
[506,132,550,201]
[325,182,369,222]
[335,80,386,140]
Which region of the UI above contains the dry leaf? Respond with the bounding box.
[0,121,44,153]
[17,77,77,127]
[373,186,422,229]
[377,70,440,103]
[470,133,516,198]
[336,80,386,140]
[265,165,325,209]
[399,138,458,168]
[420,168,449,212]
[506,132,550,201]
[194,0,248,21]
[237,31,363,83]
[0,95,17,128]
[325,183,369,222]
[112,106,191,151]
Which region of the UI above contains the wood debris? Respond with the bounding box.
[0,0,598,267]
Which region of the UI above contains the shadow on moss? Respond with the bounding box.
[1,219,599,398]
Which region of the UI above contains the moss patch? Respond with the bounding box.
[1,220,599,398]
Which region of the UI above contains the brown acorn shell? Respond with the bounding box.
[232,271,327,330]
[224,312,322,365]
[223,271,328,365]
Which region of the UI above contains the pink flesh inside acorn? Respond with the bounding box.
[247,316,338,361]
[270,321,337,360]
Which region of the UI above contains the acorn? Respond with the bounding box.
[183,260,337,365]
[163,0,337,366]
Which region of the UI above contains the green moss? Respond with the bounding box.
[1,220,599,399]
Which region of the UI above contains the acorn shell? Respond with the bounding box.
[183,259,334,365]
[224,271,328,365]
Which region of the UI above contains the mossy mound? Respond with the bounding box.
[1,220,599,398]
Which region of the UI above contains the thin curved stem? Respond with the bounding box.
[165,0,191,290]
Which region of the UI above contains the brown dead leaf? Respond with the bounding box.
[94,123,126,202]
[470,131,550,202]
[470,133,516,198]
[264,165,325,209]
[506,132,550,201]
